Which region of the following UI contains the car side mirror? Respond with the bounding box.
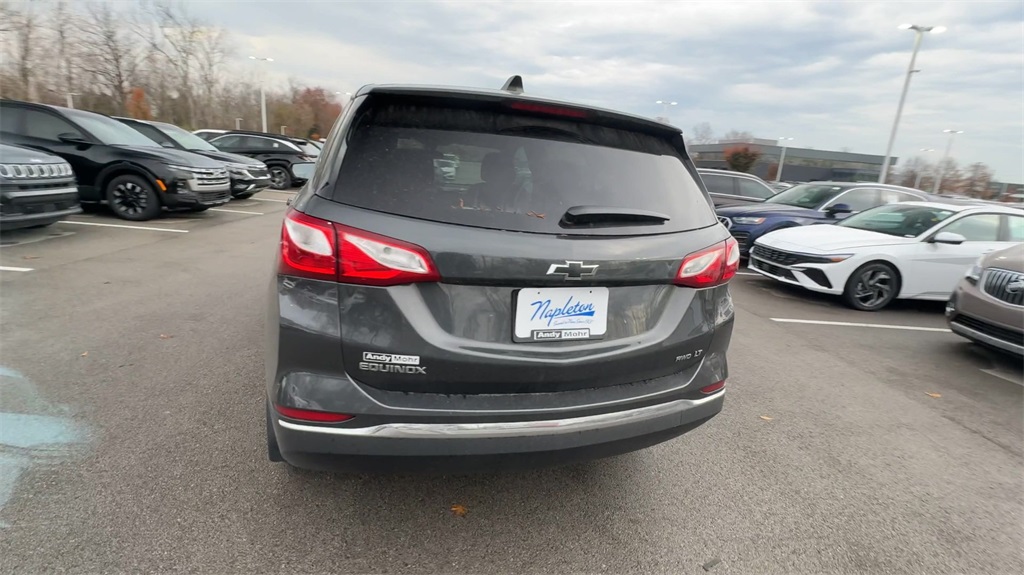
[932,231,967,245]
[290,162,316,181]
[57,133,90,146]
[825,203,852,218]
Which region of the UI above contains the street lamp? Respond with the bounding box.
[933,129,963,193]
[655,100,677,122]
[776,137,794,182]
[249,55,274,132]
[878,23,946,184]
[913,148,935,189]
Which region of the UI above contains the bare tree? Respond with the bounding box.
[722,129,754,142]
[960,162,994,198]
[78,2,145,114]
[690,122,714,145]
[9,0,39,100]
[138,0,208,128]
[194,26,232,126]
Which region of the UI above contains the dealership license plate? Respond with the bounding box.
[513,287,609,342]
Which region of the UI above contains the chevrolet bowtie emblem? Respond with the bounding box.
[546,261,598,280]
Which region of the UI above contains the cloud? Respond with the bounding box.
[181,0,1023,181]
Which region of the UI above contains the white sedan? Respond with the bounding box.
[748,201,1024,310]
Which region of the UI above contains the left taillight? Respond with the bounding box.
[278,208,440,286]
[675,237,740,288]
[280,209,338,281]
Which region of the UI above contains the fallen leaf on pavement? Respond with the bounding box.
[926,392,941,398]
[159,334,174,340]
[759,415,773,421]
[450,504,468,517]
[80,351,88,357]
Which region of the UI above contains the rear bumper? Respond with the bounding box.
[271,392,723,472]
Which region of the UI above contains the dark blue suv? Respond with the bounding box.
[716,182,930,257]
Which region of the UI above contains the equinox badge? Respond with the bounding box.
[546,261,598,280]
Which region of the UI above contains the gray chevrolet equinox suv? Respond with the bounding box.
[266,77,739,471]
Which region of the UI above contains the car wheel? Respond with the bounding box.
[268,166,292,190]
[232,192,254,200]
[106,175,161,221]
[843,262,900,311]
[266,401,283,463]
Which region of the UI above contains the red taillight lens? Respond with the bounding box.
[274,404,353,423]
[675,237,740,288]
[700,381,726,394]
[508,101,590,118]
[336,224,440,286]
[280,209,338,281]
[279,210,440,286]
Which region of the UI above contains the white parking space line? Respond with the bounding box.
[0,266,34,272]
[209,208,265,216]
[980,368,1023,385]
[770,318,952,333]
[58,221,189,233]
[251,198,288,203]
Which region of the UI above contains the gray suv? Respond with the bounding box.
[266,78,738,471]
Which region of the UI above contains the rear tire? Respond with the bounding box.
[266,401,284,463]
[106,174,161,221]
[842,262,900,311]
[268,166,292,190]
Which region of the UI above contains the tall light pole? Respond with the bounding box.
[66,92,78,109]
[249,56,274,132]
[655,100,677,123]
[933,129,963,194]
[878,24,946,184]
[775,137,794,182]
[914,148,935,189]
[235,117,243,130]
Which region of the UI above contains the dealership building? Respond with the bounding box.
[688,137,893,182]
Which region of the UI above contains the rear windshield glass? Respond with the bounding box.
[328,101,715,235]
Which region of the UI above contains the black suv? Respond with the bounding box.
[116,118,271,199]
[265,78,738,472]
[207,130,317,190]
[0,101,230,221]
[0,142,82,230]
[697,168,777,208]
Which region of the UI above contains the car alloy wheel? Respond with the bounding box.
[844,262,899,311]
[268,167,291,190]
[112,182,149,216]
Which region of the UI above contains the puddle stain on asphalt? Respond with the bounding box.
[0,366,89,528]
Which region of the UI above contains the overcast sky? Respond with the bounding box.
[188,0,1023,181]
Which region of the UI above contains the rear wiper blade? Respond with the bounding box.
[560,205,670,227]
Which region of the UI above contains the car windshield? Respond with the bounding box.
[765,183,850,209]
[837,204,957,237]
[156,122,218,151]
[65,110,160,147]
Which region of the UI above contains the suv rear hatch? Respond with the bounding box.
[285,93,736,394]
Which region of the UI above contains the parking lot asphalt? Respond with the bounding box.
[0,197,1021,575]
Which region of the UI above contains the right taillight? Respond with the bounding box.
[278,208,440,286]
[675,237,740,288]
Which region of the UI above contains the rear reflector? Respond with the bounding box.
[508,101,589,118]
[274,404,354,423]
[675,237,740,288]
[278,208,440,286]
[699,381,726,394]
